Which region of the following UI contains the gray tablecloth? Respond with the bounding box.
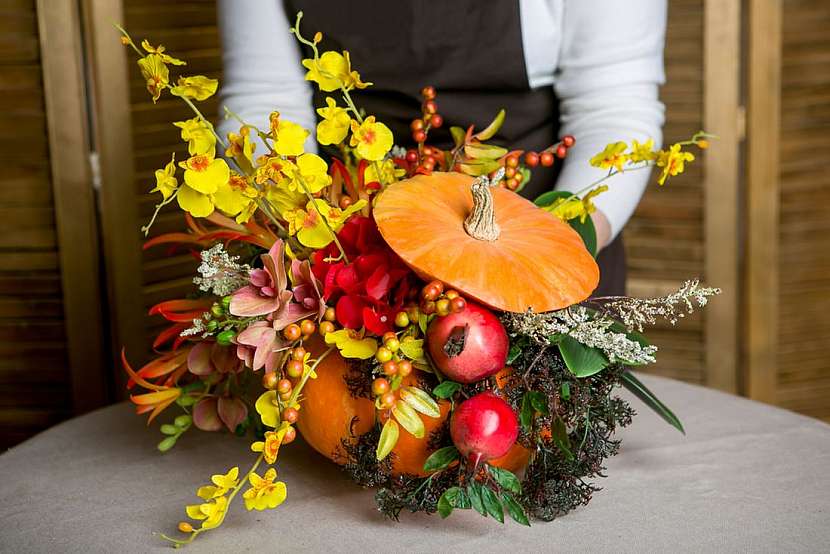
[1,374,829,553]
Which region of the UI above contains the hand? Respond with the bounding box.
[590,210,612,252]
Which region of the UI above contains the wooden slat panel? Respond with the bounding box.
[0,0,72,449]
[775,0,830,421]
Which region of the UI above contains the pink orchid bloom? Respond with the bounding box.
[187,342,243,376]
[291,258,326,322]
[229,240,294,317]
[235,320,286,372]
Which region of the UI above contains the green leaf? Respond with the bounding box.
[459,159,500,176]
[534,190,597,256]
[450,126,467,148]
[160,424,178,436]
[621,371,685,434]
[551,416,574,461]
[438,486,463,518]
[432,380,462,399]
[455,488,472,510]
[507,344,523,365]
[501,493,531,526]
[157,436,177,452]
[400,386,441,418]
[467,482,487,517]
[560,382,571,400]
[376,419,400,461]
[488,465,522,494]
[464,142,508,160]
[418,312,429,335]
[398,338,424,361]
[481,486,505,523]
[558,335,609,377]
[474,108,506,141]
[422,446,459,473]
[520,392,534,433]
[392,401,425,438]
[528,391,549,416]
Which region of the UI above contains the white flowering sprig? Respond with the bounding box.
[593,279,721,332]
[193,244,251,297]
[503,307,658,365]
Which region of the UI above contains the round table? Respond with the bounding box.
[1,374,828,552]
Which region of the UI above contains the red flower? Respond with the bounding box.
[312,216,415,335]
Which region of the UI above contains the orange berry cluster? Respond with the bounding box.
[498,135,576,191]
[420,279,466,316]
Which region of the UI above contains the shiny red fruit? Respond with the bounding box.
[430,114,444,128]
[426,301,508,384]
[451,391,519,463]
[562,135,576,147]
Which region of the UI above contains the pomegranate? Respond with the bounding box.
[451,391,519,465]
[426,301,508,383]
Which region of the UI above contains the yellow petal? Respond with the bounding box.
[184,158,229,194]
[177,185,214,217]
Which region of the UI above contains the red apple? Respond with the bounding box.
[426,301,508,383]
[451,391,519,464]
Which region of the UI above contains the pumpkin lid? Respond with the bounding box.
[373,172,599,313]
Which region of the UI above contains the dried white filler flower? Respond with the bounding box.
[193,243,251,297]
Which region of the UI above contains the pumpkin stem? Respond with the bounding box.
[464,177,501,241]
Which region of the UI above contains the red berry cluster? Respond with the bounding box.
[420,280,466,317]
[498,135,576,191]
[406,87,446,174]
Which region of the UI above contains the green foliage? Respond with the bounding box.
[432,380,462,399]
[621,371,684,433]
[557,335,609,377]
[422,446,459,473]
[534,190,598,256]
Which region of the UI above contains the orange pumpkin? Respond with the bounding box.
[373,172,600,312]
[296,339,529,476]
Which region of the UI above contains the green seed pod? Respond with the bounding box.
[174,414,193,428]
[216,329,236,346]
[176,395,197,407]
[210,304,225,318]
[206,320,219,332]
[221,295,232,308]
[157,436,177,452]
[160,424,178,435]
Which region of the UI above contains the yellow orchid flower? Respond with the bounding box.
[273,119,309,157]
[324,329,378,359]
[136,54,169,103]
[266,186,305,218]
[656,144,695,185]
[255,155,295,187]
[580,185,609,222]
[242,468,287,511]
[176,149,231,217]
[349,116,393,161]
[255,390,281,428]
[316,97,351,145]
[151,154,177,200]
[293,153,332,194]
[546,196,584,222]
[211,467,240,490]
[185,496,228,530]
[365,159,405,185]
[174,117,215,155]
[225,126,256,170]
[628,138,657,163]
[171,75,219,101]
[140,40,186,65]
[590,141,628,172]
[213,173,258,221]
[251,427,288,464]
[286,198,367,248]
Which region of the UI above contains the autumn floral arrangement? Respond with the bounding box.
[118,13,718,547]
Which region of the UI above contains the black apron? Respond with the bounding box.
[285,0,625,296]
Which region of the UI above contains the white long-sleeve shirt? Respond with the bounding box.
[217,0,667,240]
